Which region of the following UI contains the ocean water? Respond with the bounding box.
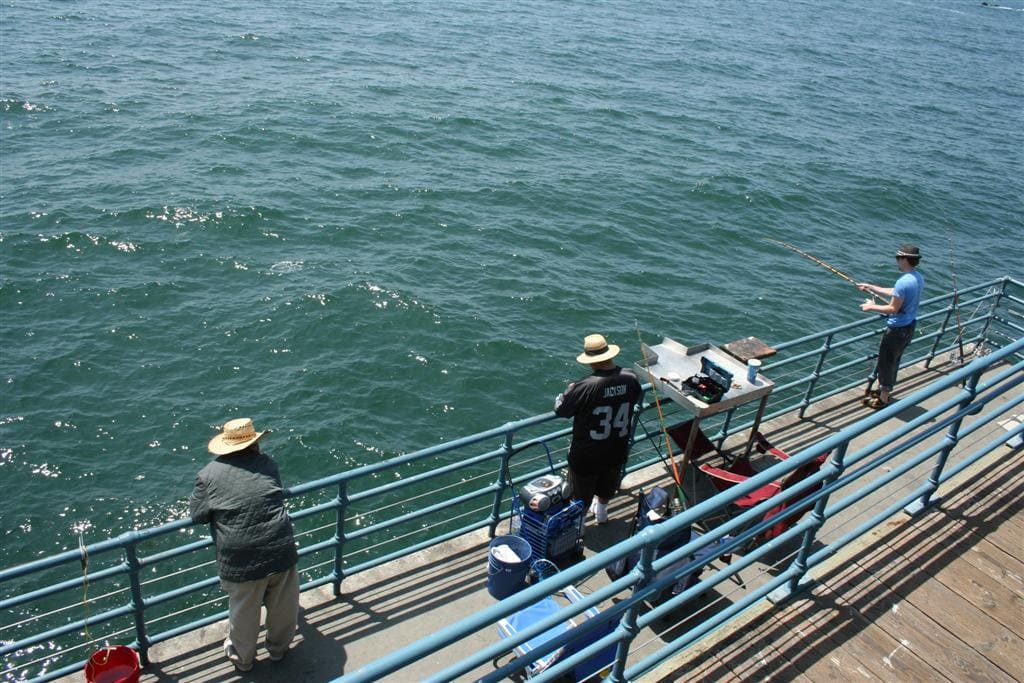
[1,0,1021,567]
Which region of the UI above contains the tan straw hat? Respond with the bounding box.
[576,333,620,365]
[208,417,267,456]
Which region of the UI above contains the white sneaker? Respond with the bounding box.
[590,501,609,524]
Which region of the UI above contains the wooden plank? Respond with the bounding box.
[940,456,1024,529]
[772,592,892,681]
[936,490,1024,568]
[892,513,1024,633]
[802,581,938,681]
[715,597,849,682]
[940,506,1024,560]
[959,536,1024,599]
[654,635,746,683]
[685,607,810,681]
[649,602,758,683]
[948,488,1024,534]
[655,662,742,683]
[941,536,1024,630]
[774,614,876,681]
[868,529,1024,677]
[823,558,1014,682]
[927,563,1024,674]
[650,588,880,682]
[913,454,1024,597]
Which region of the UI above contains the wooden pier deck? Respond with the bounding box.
[59,357,1022,682]
[652,447,1024,682]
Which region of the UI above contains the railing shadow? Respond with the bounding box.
[141,607,349,682]
[651,448,1024,681]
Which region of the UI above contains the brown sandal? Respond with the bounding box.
[865,396,890,409]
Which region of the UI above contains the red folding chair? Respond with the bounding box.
[697,433,829,549]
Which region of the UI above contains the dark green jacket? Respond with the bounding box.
[189,448,298,582]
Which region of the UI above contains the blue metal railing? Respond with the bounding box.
[1,277,1021,682]
[335,333,1024,683]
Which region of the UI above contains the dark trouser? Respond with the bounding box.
[567,464,623,509]
[876,323,916,391]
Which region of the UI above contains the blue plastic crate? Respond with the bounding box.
[512,499,584,562]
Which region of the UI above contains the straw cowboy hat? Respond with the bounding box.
[576,334,620,365]
[208,418,267,456]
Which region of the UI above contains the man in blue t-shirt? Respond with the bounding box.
[555,334,643,524]
[857,244,924,408]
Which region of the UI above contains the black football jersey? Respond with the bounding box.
[555,367,642,473]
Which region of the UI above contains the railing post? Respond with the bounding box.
[799,334,833,418]
[607,543,657,682]
[487,429,515,537]
[333,480,348,597]
[769,442,848,604]
[905,369,982,516]
[122,532,150,666]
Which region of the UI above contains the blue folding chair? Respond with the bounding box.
[606,487,732,600]
[496,562,616,681]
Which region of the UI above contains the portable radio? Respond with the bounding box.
[519,475,566,512]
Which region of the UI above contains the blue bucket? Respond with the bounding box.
[487,535,532,599]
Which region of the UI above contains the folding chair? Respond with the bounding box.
[605,487,732,600]
[497,563,616,681]
[698,432,829,548]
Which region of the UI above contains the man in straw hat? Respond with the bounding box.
[857,244,925,409]
[555,334,643,523]
[189,418,299,672]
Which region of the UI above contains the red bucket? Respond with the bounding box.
[84,645,140,683]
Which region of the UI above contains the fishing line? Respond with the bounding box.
[947,228,966,365]
[79,533,93,645]
[764,238,881,302]
[634,324,687,509]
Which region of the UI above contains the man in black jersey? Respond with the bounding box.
[555,334,643,523]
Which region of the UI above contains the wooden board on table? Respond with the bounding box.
[722,337,777,363]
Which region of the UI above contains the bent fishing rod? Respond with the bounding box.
[763,238,881,302]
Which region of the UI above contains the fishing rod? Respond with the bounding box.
[634,324,688,509]
[764,238,881,302]
[947,228,966,364]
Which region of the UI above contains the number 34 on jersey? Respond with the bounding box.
[589,403,630,440]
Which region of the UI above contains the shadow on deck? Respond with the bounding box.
[653,445,1023,681]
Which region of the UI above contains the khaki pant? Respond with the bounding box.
[220,565,299,667]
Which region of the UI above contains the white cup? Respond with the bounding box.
[746,358,762,383]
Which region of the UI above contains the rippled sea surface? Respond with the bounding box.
[1,0,1021,565]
